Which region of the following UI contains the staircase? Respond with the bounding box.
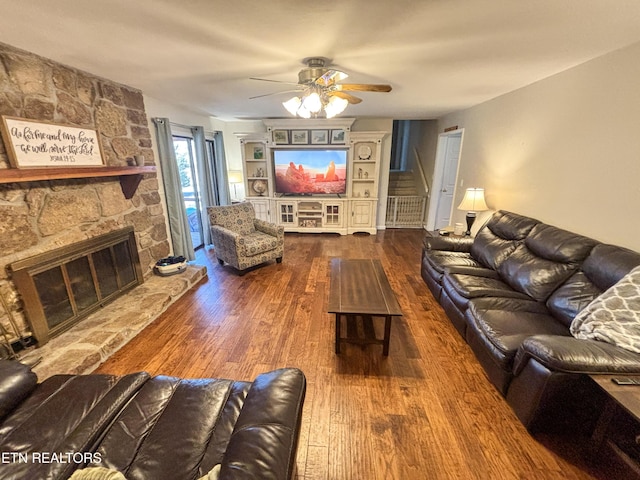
[386,171,427,228]
[388,171,418,196]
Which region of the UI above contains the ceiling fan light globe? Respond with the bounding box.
[325,96,349,118]
[283,96,302,116]
[302,92,322,113]
[297,105,311,118]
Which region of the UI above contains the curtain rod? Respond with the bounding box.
[152,118,217,136]
[170,121,217,136]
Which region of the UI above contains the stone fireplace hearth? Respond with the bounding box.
[22,263,207,381]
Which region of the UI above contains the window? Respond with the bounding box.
[173,136,203,249]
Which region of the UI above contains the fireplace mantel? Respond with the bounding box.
[0,165,157,199]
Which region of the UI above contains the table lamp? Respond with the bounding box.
[457,188,488,235]
[227,170,243,201]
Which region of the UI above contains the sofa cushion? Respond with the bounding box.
[442,271,531,311]
[92,368,306,480]
[582,243,640,291]
[471,210,539,270]
[469,309,570,360]
[0,372,149,480]
[545,243,640,327]
[92,375,248,480]
[424,251,481,275]
[497,224,597,302]
[545,271,603,328]
[570,266,640,354]
[240,231,279,257]
[466,306,570,394]
[0,360,37,421]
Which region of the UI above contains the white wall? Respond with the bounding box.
[144,96,214,129]
[438,41,640,252]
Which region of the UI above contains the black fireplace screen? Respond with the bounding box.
[10,228,143,346]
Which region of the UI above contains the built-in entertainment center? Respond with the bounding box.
[239,119,386,235]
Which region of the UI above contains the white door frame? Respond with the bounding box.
[426,128,464,230]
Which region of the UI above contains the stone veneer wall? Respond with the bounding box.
[0,42,170,342]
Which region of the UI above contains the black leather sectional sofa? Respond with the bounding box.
[421,210,640,430]
[0,360,306,479]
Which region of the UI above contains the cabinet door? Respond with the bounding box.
[276,202,296,225]
[323,202,343,227]
[250,199,271,222]
[350,201,373,228]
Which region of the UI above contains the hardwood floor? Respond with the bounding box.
[95,230,607,479]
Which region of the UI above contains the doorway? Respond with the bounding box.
[426,129,463,230]
[173,136,204,250]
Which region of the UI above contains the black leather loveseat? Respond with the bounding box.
[421,210,640,431]
[0,360,306,479]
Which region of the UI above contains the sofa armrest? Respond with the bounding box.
[423,232,474,252]
[254,219,284,241]
[0,359,38,420]
[221,368,306,480]
[210,225,243,262]
[514,335,640,375]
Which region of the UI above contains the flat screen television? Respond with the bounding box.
[273,149,347,195]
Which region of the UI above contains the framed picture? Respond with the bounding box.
[1,116,105,168]
[273,130,288,144]
[291,130,309,145]
[253,146,264,159]
[330,129,346,144]
[311,130,328,145]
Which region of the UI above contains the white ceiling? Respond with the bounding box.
[1,1,640,121]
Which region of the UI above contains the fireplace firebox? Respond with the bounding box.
[9,227,143,346]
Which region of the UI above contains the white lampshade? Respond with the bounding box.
[282,89,350,118]
[227,170,243,184]
[283,96,302,116]
[324,96,349,119]
[302,92,322,113]
[297,104,311,118]
[457,188,489,212]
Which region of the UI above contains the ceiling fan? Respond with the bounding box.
[250,57,392,118]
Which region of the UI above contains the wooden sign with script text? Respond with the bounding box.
[1,116,104,168]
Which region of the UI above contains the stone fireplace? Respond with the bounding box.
[9,227,143,346]
[0,42,170,346]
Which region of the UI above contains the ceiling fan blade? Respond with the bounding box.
[315,69,348,87]
[249,77,301,86]
[249,89,303,100]
[336,83,392,93]
[328,91,362,104]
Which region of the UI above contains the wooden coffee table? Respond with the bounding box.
[328,258,402,356]
[588,374,640,473]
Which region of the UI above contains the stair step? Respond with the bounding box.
[389,189,419,196]
[388,171,421,196]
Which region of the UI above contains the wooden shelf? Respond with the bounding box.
[0,165,157,199]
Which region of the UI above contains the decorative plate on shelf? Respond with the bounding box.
[358,145,372,160]
[252,179,267,196]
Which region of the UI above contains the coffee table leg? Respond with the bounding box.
[383,316,392,356]
[335,313,341,354]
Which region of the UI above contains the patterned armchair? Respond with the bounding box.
[207,202,284,273]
